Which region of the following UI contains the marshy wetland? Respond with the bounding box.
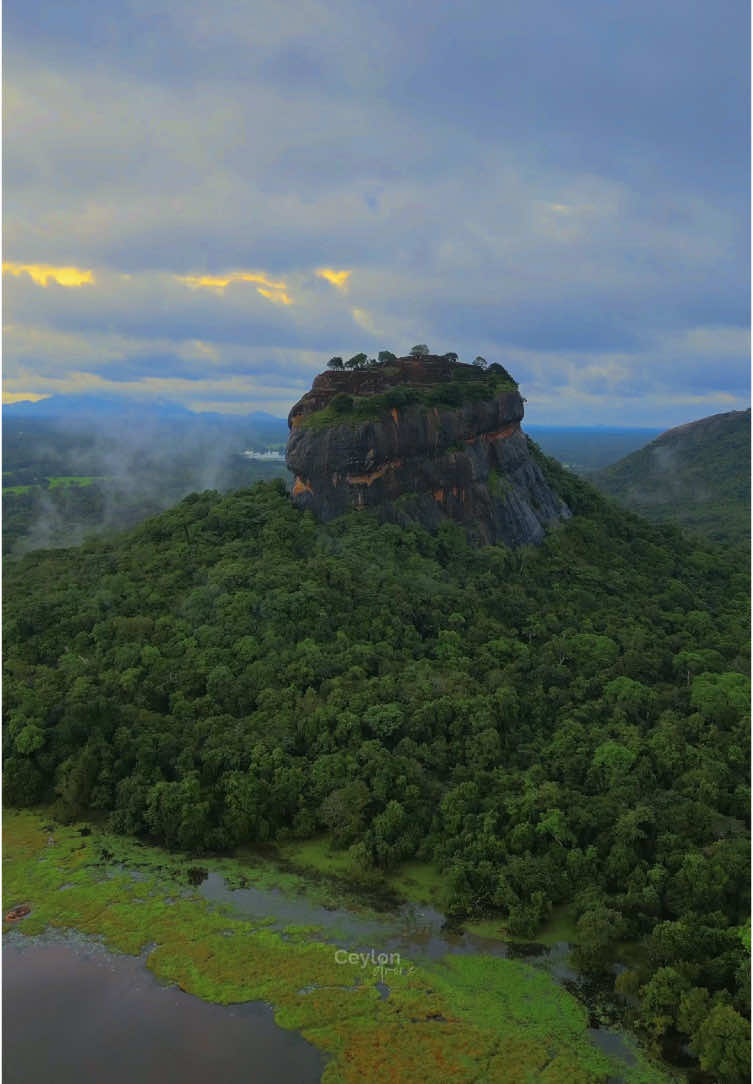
[3,810,675,1082]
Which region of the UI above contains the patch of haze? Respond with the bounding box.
[8,412,292,554]
[624,441,709,508]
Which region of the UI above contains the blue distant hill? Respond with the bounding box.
[3,395,192,418]
[3,396,286,424]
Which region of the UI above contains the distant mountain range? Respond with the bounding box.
[3,395,285,425]
[593,409,750,545]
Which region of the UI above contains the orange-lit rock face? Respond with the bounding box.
[433,486,468,504]
[346,459,404,487]
[291,476,313,497]
[464,422,520,445]
[285,358,570,546]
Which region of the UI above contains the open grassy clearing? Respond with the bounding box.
[46,475,101,488]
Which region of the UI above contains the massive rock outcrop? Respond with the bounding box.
[286,355,570,546]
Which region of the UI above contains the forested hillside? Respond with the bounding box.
[593,409,750,545]
[3,444,750,1078]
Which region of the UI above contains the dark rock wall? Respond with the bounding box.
[286,364,570,546]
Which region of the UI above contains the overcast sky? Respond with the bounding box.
[3,0,750,425]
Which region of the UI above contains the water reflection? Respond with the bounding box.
[3,933,323,1084]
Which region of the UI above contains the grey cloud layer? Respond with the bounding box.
[3,0,749,424]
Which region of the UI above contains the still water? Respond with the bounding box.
[199,870,577,969]
[3,932,324,1084]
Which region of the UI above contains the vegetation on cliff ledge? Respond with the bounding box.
[297,365,518,431]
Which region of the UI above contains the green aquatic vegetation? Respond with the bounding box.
[464,915,511,940]
[279,836,356,879]
[3,810,673,1083]
[215,844,382,916]
[454,902,579,947]
[282,923,327,941]
[532,905,581,947]
[428,957,668,1084]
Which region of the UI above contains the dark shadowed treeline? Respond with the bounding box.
[3,446,750,1079]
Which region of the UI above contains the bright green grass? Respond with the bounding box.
[532,904,581,946]
[3,810,673,1083]
[464,915,511,940]
[460,909,578,946]
[384,860,448,909]
[278,836,355,879]
[46,475,100,488]
[279,837,449,909]
[3,485,34,494]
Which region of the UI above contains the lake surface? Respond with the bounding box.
[2,932,324,1084]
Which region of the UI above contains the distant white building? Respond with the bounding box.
[242,449,286,461]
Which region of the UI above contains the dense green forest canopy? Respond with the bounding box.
[3,443,750,1078]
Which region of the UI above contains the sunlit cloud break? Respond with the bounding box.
[316,268,352,291]
[2,391,51,404]
[3,262,94,287]
[177,270,292,304]
[255,286,293,305]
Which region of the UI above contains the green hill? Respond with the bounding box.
[593,409,750,545]
[3,451,750,1079]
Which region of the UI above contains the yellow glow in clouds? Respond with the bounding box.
[2,391,51,404]
[316,268,351,290]
[177,271,292,305]
[3,262,94,287]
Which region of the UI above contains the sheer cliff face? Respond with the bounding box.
[286,358,570,546]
